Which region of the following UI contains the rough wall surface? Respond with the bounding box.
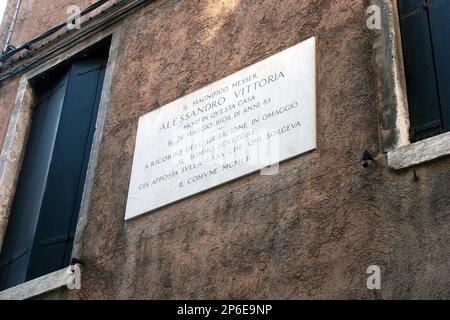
[0,0,96,46]
[0,0,449,299]
[0,79,19,148]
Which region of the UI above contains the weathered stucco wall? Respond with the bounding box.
[0,0,96,45]
[0,0,449,299]
[0,79,19,149]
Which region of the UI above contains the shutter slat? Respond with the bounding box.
[398,0,426,13]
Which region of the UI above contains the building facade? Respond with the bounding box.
[0,0,449,299]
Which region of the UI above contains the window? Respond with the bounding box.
[0,43,109,291]
[398,0,450,141]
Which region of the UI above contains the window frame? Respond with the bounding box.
[0,28,121,299]
[371,0,450,169]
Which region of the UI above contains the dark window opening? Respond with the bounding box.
[398,0,450,141]
[0,37,111,291]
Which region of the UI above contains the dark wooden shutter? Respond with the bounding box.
[0,72,69,290]
[26,60,106,281]
[398,0,450,140]
[0,59,106,290]
[428,0,450,131]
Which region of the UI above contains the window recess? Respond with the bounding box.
[0,52,108,291]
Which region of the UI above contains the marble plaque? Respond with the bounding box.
[125,37,316,220]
